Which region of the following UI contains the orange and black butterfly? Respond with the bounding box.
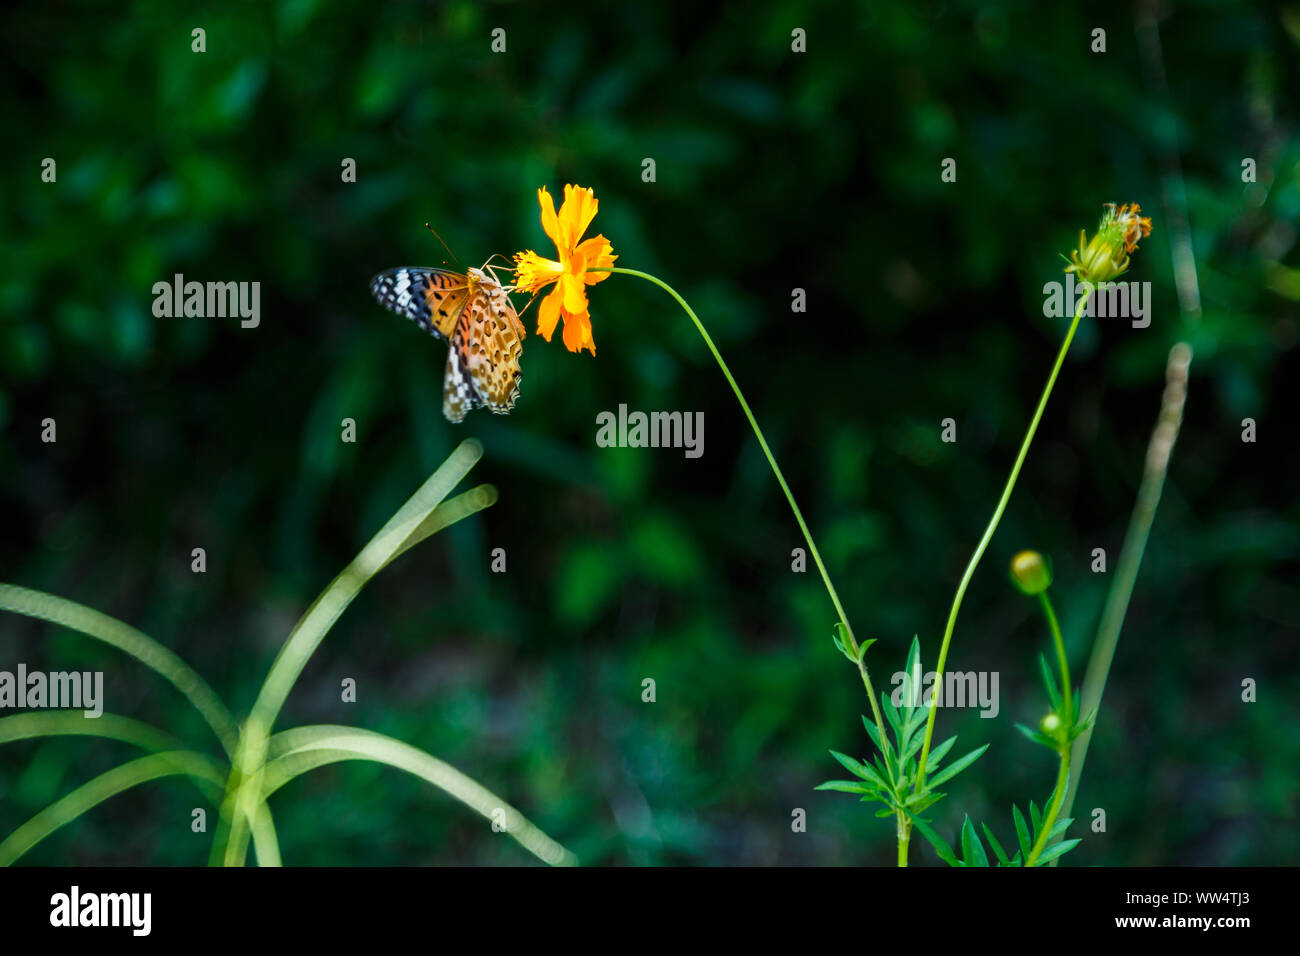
[370,262,526,422]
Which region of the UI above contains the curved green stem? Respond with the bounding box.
[1026,747,1070,867]
[914,283,1092,793]
[601,266,897,854]
[1040,591,1072,725]
[1025,588,1072,867]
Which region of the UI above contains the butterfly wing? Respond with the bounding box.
[464,277,526,415]
[369,267,469,340]
[442,304,484,424]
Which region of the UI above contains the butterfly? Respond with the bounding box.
[370,263,526,422]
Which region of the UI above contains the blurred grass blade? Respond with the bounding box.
[250,802,281,867]
[1060,344,1192,847]
[0,584,238,758]
[263,725,577,866]
[380,484,498,571]
[0,751,227,865]
[248,438,486,731]
[0,711,182,754]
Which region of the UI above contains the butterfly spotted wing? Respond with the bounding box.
[370,266,525,423]
[369,267,469,339]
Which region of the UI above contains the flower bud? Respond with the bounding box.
[1040,713,1062,735]
[1010,550,1052,595]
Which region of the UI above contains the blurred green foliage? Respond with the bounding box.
[1,0,1297,865]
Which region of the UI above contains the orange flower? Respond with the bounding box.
[513,184,617,355]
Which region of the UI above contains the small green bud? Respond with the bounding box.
[1040,713,1063,739]
[1010,550,1052,595]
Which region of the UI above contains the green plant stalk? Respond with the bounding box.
[1055,342,1192,849]
[210,457,496,866]
[1026,749,1071,867]
[915,282,1093,794]
[1025,589,1070,867]
[1041,591,1072,726]
[601,266,934,866]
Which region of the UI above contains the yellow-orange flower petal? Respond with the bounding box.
[537,288,562,341]
[512,183,616,355]
[538,187,560,249]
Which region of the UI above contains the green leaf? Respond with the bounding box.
[1012,804,1031,859]
[981,822,1010,866]
[925,743,989,789]
[857,637,877,661]
[814,780,877,794]
[831,624,856,662]
[900,724,927,765]
[908,812,960,867]
[829,750,887,788]
[1015,722,1056,749]
[1039,652,1062,711]
[960,815,990,867]
[925,735,958,770]
[1030,800,1043,835]
[862,715,890,758]
[881,693,904,743]
[909,790,941,811]
[878,744,899,784]
[904,636,923,712]
[901,706,928,753]
[1047,817,1074,842]
[875,807,896,818]
[1032,838,1082,865]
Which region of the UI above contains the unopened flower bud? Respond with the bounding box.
[1010,550,1052,595]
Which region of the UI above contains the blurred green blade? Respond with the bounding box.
[263,725,576,867]
[0,584,238,757]
[0,751,227,866]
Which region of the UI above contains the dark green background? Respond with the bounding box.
[1,0,1296,865]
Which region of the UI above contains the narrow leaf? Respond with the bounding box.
[960,815,990,867]
[925,743,990,789]
[1012,804,1031,859]
[1039,652,1062,710]
[1032,838,1082,865]
[1014,722,1056,749]
[907,812,960,867]
[862,715,890,759]
[829,750,886,788]
[904,636,923,714]
[925,735,958,771]
[814,780,876,794]
[982,822,1010,866]
[1047,817,1074,842]
[881,693,904,743]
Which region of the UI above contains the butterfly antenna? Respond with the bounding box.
[424,223,461,267]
